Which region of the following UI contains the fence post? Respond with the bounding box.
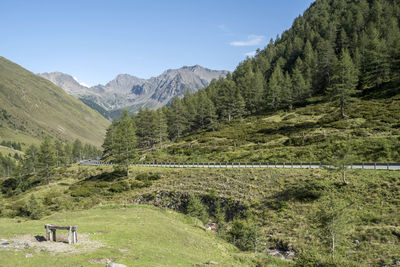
[387,163,389,170]
[275,163,277,168]
[374,163,376,170]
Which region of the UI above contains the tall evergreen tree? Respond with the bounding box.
[113,110,137,176]
[72,139,83,162]
[38,136,56,184]
[167,97,189,140]
[327,50,359,118]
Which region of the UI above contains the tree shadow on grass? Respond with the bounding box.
[83,170,126,182]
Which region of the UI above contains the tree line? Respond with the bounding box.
[102,0,400,164]
[0,137,101,194]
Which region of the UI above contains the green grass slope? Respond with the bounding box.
[141,93,400,163]
[0,205,264,266]
[0,57,110,147]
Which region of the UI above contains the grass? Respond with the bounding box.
[0,204,269,266]
[0,57,110,147]
[1,165,399,265]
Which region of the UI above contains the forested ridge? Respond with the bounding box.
[102,0,400,162]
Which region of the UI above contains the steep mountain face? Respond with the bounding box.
[39,65,228,119]
[0,57,110,147]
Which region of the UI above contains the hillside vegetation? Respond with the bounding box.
[0,57,110,147]
[1,165,399,266]
[140,93,400,163]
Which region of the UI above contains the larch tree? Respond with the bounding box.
[327,49,359,118]
[114,110,137,176]
[38,136,56,184]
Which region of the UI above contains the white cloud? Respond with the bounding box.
[245,51,257,57]
[230,35,265,47]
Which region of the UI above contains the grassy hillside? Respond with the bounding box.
[139,92,400,163]
[0,57,110,147]
[0,205,271,266]
[1,165,399,265]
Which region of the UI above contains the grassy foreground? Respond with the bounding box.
[0,204,280,267]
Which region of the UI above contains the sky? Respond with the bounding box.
[0,0,314,86]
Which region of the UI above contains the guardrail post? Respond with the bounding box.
[374,163,376,170]
[362,163,364,169]
[309,162,311,168]
[387,163,389,170]
[275,163,277,168]
[283,162,285,168]
[291,162,293,168]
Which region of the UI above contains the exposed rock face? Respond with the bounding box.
[39,65,228,119]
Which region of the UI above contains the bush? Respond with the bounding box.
[109,181,130,193]
[131,180,151,189]
[186,195,208,224]
[227,218,262,252]
[25,195,44,220]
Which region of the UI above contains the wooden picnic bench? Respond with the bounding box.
[44,224,78,244]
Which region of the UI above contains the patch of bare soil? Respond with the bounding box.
[0,233,104,255]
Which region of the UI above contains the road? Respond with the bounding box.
[80,160,400,170]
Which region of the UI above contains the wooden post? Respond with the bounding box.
[51,229,56,241]
[45,225,50,241]
[68,227,72,244]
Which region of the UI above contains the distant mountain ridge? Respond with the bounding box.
[39,65,228,119]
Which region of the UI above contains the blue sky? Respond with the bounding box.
[0,0,314,86]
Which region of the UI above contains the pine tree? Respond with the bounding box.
[266,64,284,110]
[102,120,118,161]
[167,97,188,139]
[113,110,137,176]
[327,49,359,118]
[361,26,391,89]
[292,57,310,102]
[72,139,83,162]
[155,109,168,148]
[54,140,65,167]
[23,144,38,175]
[38,136,56,184]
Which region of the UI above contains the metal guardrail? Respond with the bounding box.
[80,160,400,170]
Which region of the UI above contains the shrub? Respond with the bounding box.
[109,181,130,193]
[25,195,44,220]
[186,195,208,224]
[131,180,151,189]
[227,218,262,252]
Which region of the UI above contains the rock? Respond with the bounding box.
[206,261,219,265]
[25,253,33,258]
[106,263,127,267]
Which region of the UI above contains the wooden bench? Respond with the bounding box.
[44,224,78,244]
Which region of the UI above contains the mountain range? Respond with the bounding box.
[39,65,228,119]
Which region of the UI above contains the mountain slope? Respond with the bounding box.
[0,57,110,147]
[39,65,228,119]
